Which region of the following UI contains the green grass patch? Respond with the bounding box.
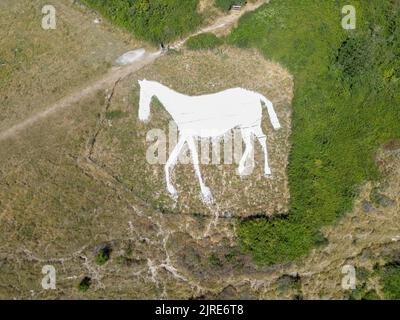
[208,252,223,268]
[186,32,223,50]
[105,110,126,120]
[229,0,400,265]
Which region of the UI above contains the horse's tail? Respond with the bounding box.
[258,94,281,130]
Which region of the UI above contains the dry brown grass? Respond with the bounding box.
[0,0,142,132]
[198,0,219,14]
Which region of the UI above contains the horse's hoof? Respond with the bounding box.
[237,167,246,176]
[264,173,272,179]
[201,188,213,205]
[170,193,178,201]
[167,186,178,199]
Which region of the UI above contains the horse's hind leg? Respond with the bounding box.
[253,125,271,176]
[165,136,186,198]
[238,128,254,176]
[187,137,213,204]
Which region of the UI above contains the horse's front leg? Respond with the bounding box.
[187,137,213,204]
[165,136,186,199]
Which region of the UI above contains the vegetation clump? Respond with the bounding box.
[186,33,223,50]
[95,244,112,265]
[208,252,223,268]
[78,277,92,292]
[380,261,400,299]
[82,0,202,44]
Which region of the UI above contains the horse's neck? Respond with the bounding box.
[150,82,186,112]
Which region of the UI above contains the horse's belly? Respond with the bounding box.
[175,98,261,137]
[177,117,240,138]
[178,117,238,137]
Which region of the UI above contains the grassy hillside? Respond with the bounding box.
[2,0,399,299]
[229,0,400,265]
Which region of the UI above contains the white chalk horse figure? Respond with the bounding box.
[138,80,281,204]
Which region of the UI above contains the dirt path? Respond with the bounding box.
[172,0,266,48]
[0,1,266,142]
[0,52,161,142]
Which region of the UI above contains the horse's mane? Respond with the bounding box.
[146,80,185,97]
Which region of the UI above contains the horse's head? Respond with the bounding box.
[138,79,152,122]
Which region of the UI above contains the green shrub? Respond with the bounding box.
[335,35,373,79]
[380,262,400,299]
[208,253,223,268]
[186,33,223,50]
[82,0,202,44]
[216,0,247,11]
[347,289,380,300]
[78,277,92,292]
[95,244,112,265]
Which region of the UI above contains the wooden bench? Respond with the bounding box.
[231,5,242,11]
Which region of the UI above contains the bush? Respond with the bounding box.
[82,0,202,44]
[216,0,247,11]
[186,33,223,50]
[78,277,92,292]
[95,243,112,265]
[380,262,400,299]
[208,253,223,268]
[335,35,374,79]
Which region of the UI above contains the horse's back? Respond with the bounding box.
[176,88,262,137]
[191,87,261,117]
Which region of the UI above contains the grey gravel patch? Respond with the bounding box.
[370,189,395,208]
[115,49,146,66]
[379,196,395,207]
[94,242,113,255]
[221,211,233,219]
[277,273,301,290]
[361,200,375,213]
